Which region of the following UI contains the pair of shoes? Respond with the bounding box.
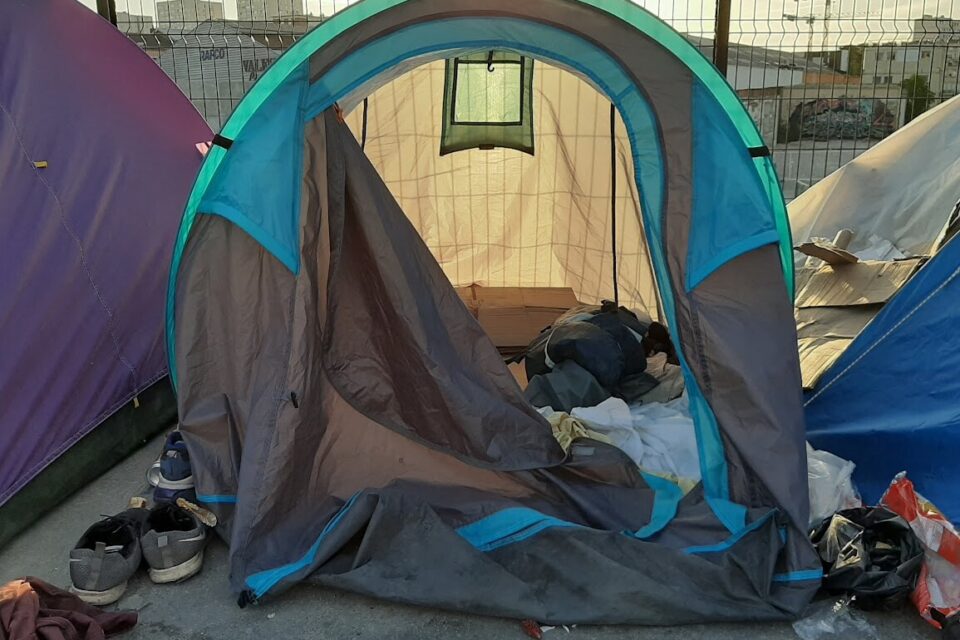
[147,431,196,504]
[69,501,206,605]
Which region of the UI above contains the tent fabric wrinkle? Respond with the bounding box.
[169,0,818,624]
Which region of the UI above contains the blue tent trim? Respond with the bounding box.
[456,475,684,552]
[198,63,309,275]
[686,81,778,292]
[772,569,823,583]
[631,472,685,539]
[245,492,362,598]
[456,507,582,552]
[683,509,776,555]
[197,493,238,504]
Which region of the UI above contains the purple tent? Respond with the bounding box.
[0,0,211,509]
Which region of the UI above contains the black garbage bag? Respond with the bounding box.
[810,506,924,610]
[524,321,625,388]
[933,610,960,640]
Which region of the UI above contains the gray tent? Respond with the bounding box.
[168,0,818,624]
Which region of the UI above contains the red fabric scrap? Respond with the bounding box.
[0,577,137,640]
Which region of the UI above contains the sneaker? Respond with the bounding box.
[151,432,195,504]
[153,485,198,505]
[158,431,194,488]
[147,432,192,488]
[69,507,149,605]
[140,503,206,584]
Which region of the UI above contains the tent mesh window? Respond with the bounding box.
[440,51,534,156]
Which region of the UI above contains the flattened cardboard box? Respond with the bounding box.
[456,285,579,349]
[795,258,923,389]
[795,259,921,308]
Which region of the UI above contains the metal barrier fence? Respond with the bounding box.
[86,0,960,199]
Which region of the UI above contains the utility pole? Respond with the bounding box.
[96,0,118,26]
[714,0,732,76]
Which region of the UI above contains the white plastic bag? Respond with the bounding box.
[793,597,879,640]
[807,443,861,527]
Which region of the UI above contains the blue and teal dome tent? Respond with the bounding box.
[167,0,819,623]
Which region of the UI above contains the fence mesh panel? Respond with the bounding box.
[84,0,960,199]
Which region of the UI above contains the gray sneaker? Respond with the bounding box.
[69,508,149,605]
[140,503,206,583]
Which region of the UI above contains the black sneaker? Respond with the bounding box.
[140,503,206,584]
[69,507,149,605]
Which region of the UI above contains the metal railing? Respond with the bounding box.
[88,0,960,200]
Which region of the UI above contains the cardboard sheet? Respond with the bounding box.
[795,240,859,265]
[456,285,579,349]
[795,259,923,389]
[795,259,922,308]
[796,306,880,388]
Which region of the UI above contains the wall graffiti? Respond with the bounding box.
[786,97,897,141]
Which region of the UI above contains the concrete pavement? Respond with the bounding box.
[0,435,937,640]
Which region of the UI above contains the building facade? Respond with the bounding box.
[236,0,305,21]
[116,11,153,34]
[914,15,960,43]
[156,0,225,35]
[157,21,280,131]
[861,43,959,100]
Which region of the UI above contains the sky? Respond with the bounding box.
[77,0,960,51]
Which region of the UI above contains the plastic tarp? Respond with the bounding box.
[789,95,960,257]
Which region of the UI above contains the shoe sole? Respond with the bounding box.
[156,474,195,490]
[146,461,162,487]
[148,549,204,584]
[70,581,128,605]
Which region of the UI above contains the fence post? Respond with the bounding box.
[713,0,732,76]
[96,0,117,26]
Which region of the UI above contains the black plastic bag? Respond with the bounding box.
[810,506,924,610]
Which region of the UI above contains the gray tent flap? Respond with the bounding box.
[173,109,819,622]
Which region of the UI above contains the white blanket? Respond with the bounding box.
[571,395,700,482]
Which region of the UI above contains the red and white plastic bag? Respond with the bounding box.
[881,472,960,630]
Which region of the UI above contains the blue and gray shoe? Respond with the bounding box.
[148,431,195,504]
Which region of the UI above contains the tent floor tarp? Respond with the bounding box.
[0,378,176,550]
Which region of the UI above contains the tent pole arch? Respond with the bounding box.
[165,0,796,530]
[166,0,790,390]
